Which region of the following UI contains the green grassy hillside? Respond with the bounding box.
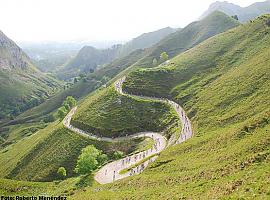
[73,125,270,199]
[71,15,270,199]
[2,49,146,128]
[71,86,179,138]
[0,120,149,182]
[0,122,59,179]
[8,80,97,125]
[0,30,61,121]
[0,121,47,149]
[0,178,53,196]
[7,12,236,127]
[136,11,240,67]
[0,69,61,120]
[1,12,269,200]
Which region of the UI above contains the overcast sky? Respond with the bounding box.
[0,0,265,43]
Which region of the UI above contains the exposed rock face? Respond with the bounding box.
[0,30,30,70]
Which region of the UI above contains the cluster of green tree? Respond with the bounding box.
[152,51,169,66]
[75,145,108,175]
[63,82,74,90]
[62,74,90,90]
[57,96,77,120]
[73,73,89,84]
[56,147,125,179]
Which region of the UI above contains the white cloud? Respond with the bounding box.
[0,0,266,42]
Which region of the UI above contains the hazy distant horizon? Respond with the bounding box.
[18,39,127,49]
[0,0,266,44]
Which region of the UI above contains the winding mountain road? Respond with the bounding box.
[63,76,192,184]
[115,77,193,144]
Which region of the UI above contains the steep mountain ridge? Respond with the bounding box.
[201,0,270,22]
[135,11,240,67]
[0,30,60,120]
[0,30,33,71]
[117,27,176,57]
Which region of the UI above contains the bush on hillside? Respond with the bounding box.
[113,151,124,159]
[160,52,169,62]
[43,114,55,123]
[75,145,108,175]
[57,96,77,120]
[97,154,108,165]
[57,106,67,120]
[63,96,77,110]
[57,167,67,179]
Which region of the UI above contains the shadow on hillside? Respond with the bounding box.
[75,174,95,188]
[149,159,174,169]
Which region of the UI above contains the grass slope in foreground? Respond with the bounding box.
[0,121,149,182]
[72,15,270,199]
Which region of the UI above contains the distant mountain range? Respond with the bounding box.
[60,44,121,80]
[57,27,175,80]
[117,27,176,57]
[21,41,121,73]
[0,30,60,120]
[201,0,270,22]
[61,0,270,80]
[21,1,270,82]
